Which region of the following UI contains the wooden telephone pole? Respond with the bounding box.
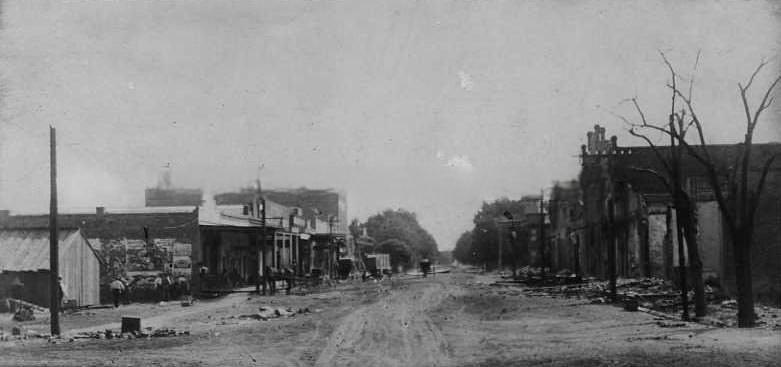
[539,189,546,277]
[497,223,503,270]
[49,126,60,336]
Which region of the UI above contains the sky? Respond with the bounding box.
[1,0,780,250]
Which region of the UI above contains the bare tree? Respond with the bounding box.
[677,59,781,327]
[620,52,707,319]
[625,53,781,327]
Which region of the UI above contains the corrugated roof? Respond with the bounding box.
[197,204,263,228]
[0,229,83,272]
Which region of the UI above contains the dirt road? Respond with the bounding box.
[1,272,779,366]
[319,273,779,367]
[314,278,453,367]
[431,274,781,366]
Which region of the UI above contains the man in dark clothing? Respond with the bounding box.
[253,271,261,295]
[263,266,275,295]
[284,267,294,295]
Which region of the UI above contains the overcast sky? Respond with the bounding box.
[1,1,780,250]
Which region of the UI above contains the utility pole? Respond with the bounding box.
[539,189,546,277]
[497,222,503,271]
[607,197,617,302]
[498,211,514,273]
[49,126,60,336]
[606,152,618,303]
[255,176,266,295]
[329,217,335,278]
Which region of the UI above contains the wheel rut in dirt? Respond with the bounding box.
[314,279,452,367]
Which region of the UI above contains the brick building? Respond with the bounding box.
[578,125,781,304]
[548,180,584,274]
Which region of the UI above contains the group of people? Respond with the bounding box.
[196,263,298,295]
[108,273,190,308]
[152,273,190,302]
[254,266,295,295]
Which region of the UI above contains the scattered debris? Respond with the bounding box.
[71,327,189,340]
[12,306,35,322]
[656,321,687,328]
[496,275,781,328]
[237,306,311,322]
[721,300,737,309]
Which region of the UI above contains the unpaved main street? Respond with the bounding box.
[1,272,779,366]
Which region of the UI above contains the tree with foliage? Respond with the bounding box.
[376,239,414,271]
[364,209,438,262]
[436,251,454,266]
[470,198,532,271]
[452,230,474,265]
[625,53,781,327]
[348,218,363,239]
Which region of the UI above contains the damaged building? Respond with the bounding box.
[572,125,781,305]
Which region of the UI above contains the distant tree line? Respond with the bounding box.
[350,209,439,271]
[453,198,533,270]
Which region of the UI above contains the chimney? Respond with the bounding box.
[96,206,105,218]
[587,131,595,154]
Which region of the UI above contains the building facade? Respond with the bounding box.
[576,125,781,304]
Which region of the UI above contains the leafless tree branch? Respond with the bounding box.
[628,128,673,175]
[660,50,677,117]
[751,74,781,129]
[630,98,650,127]
[744,59,768,93]
[688,49,702,101]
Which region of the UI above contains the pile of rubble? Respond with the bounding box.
[72,327,190,340]
[12,306,36,322]
[703,301,781,328]
[508,267,584,286]
[0,326,48,341]
[508,275,715,308]
[5,298,47,322]
[1,325,192,343]
[498,274,781,328]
